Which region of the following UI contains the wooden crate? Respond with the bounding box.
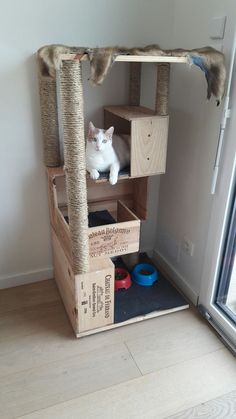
[52,229,114,334]
[48,168,189,338]
[53,225,189,339]
[104,105,169,177]
[48,168,142,264]
[88,200,140,258]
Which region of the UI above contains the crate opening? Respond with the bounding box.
[113,255,189,324]
[49,169,148,260]
[53,170,149,221]
[61,200,139,227]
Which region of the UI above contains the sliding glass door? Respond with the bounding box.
[199,146,236,352]
[199,61,236,352]
[215,181,236,326]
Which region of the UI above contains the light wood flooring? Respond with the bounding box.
[0,279,235,419]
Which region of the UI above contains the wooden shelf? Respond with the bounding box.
[115,55,187,63]
[104,106,158,121]
[60,53,188,64]
[47,166,131,183]
[88,171,130,183]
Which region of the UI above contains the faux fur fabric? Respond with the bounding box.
[37,44,226,105]
[163,46,226,105]
[37,44,86,77]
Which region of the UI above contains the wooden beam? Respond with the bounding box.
[59,54,188,64]
[115,55,187,63]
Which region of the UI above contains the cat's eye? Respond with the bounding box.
[102,139,107,143]
[93,138,97,142]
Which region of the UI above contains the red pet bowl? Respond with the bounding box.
[115,268,131,291]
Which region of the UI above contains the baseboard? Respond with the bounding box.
[153,249,198,305]
[0,250,198,300]
[0,267,54,289]
[141,247,154,257]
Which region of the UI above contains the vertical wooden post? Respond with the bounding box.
[38,74,60,166]
[155,63,170,116]
[59,60,89,274]
[129,62,142,106]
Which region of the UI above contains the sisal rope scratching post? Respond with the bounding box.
[155,63,170,116]
[129,62,142,106]
[59,60,89,274]
[38,74,60,166]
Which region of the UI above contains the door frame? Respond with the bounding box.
[199,93,236,347]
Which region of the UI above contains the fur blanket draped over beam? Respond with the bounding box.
[37,44,226,105]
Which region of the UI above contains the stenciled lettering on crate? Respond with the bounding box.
[52,229,114,334]
[57,200,140,262]
[77,268,114,332]
[88,223,140,258]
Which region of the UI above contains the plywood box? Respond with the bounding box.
[52,229,114,334]
[104,105,169,177]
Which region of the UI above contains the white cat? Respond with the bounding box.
[86,122,130,185]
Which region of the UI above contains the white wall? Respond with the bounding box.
[154,0,236,303]
[0,0,174,287]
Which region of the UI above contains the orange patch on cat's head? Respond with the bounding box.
[87,121,99,140]
[104,126,114,139]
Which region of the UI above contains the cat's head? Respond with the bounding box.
[87,121,114,152]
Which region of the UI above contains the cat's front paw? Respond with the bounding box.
[90,169,100,180]
[109,174,118,185]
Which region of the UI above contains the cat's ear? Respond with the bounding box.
[88,121,95,139]
[105,126,114,139]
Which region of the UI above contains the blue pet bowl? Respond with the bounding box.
[132,263,158,286]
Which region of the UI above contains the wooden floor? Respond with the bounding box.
[0,279,236,419]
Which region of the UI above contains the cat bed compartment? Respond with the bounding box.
[104,106,169,178]
[113,255,188,324]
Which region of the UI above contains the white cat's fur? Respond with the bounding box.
[86,122,130,185]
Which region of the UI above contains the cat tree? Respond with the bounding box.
[38,50,218,337]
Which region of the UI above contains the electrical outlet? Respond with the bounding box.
[182,237,194,257]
